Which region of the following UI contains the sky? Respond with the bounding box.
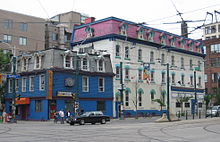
[0,0,220,39]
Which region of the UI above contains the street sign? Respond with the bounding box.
[7,75,20,78]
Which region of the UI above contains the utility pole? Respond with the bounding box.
[119,62,124,120]
[166,63,171,121]
[194,70,197,116]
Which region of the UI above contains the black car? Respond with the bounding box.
[69,111,110,125]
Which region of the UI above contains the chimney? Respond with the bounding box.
[85,17,96,24]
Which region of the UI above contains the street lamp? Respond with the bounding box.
[0,41,17,122]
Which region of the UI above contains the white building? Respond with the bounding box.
[71,17,205,118]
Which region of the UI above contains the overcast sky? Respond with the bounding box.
[1,0,220,39]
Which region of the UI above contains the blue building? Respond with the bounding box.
[5,48,115,120]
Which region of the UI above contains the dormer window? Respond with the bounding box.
[147,29,154,41]
[62,51,74,69]
[187,40,194,51]
[34,53,44,69]
[119,22,128,36]
[169,35,176,47]
[179,38,186,48]
[159,32,166,45]
[82,58,89,71]
[21,57,29,71]
[98,59,105,72]
[65,56,72,68]
[85,26,94,38]
[137,27,145,40]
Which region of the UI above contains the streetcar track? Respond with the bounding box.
[203,123,220,135]
[0,126,11,135]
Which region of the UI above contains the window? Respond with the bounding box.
[4,19,13,29]
[22,58,28,71]
[115,66,120,79]
[198,61,201,71]
[212,73,219,83]
[138,91,142,106]
[8,79,13,93]
[115,45,121,57]
[150,51,154,63]
[65,56,72,68]
[150,71,154,82]
[29,76,34,91]
[190,76,193,86]
[198,102,203,108]
[35,100,42,112]
[65,100,74,112]
[171,73,175,84]
[125,90,129,106]
[185,102,190,108]
[138,49,142,61]
[15,79,19,92]
[52,32,58,41]
[19,23,28,32]
[98,60,104,71]
[211,25,216,33]
[138,70,143,81]
[176,102,181,108]
[151,91,155,100]
[171,56,175,66]
[162,72,165,84]
[19,37,27,45]
[39,74,45,91]
[125,68,129,80]
[82,76,89,92]
[99,78,105,92]
[3,34,12,43]
[181,74,185,85]
[190,59,193,70]
[125,46,130,59]
[119,23,128,36]
[22,77,27,92]
[161,53,165,64]
[137,27,145,40]
[82,58,88,70]
[181,57,184,69]
[85,26,94,38]
[198,77,202,87]
[97,101,106,112]
[210,44,220,53]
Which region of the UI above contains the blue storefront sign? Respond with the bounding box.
[7,75,20,78]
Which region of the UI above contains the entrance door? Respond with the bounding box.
[20,105,29,120]
[49,100,57,119]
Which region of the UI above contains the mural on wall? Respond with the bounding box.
[143,64,150,84]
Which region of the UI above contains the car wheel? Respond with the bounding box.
[101,119,106,124]
[70,122,75,125]
[80,119,85,125]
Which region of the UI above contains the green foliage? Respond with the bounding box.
[204,94,213,109]
[211,88,220,106]
[0,49,12,72]
[153,99,166,107]
[176,95,193,113]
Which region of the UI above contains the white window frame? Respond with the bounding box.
[8,79,13,93]
[15,79,19,92]
[125,68,129,80]
[99,78,105,92]
[39,74,45,91]
[115,45,121,57]
[82,58,89,71]
[116,66,120,79]
[19,37,27,46]
[98,59,104,72]
[125,46,130,59]
[64,55,72,68]
[150,51,154,63]
[22,77,27,92]
[82,76,89,92]
[29,76,34,92]
[22,58,28,71]
[3,34,12,43]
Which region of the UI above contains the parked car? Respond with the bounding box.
[206,106,220,117]
[69,111,110,125]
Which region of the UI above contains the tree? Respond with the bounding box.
[153,99,166,115]
[204,94,213,110]
[0,49,12,111]
[212,88,220,106]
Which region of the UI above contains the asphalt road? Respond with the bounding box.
[0,117,220,142]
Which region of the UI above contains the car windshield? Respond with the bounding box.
[80,112,90,117]
[212,106,219,110]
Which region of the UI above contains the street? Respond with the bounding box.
[1,117,220,142]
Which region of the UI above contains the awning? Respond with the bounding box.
[15,98,30,105]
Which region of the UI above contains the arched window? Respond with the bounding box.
[115,45,121,57]
[150,89,156,101]
[138,88,144,106]
[125,88,131,106]
[138,49,142,61]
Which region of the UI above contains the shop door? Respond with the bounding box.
[49,101,57,119]
[21,105,28,120]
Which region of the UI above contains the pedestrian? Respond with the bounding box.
[59,109,64,124]
[66,111,71,118]
[2,111,6,123]
[54,112,58,124]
